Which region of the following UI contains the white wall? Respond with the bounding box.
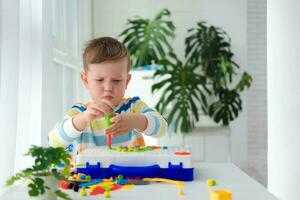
[92,0,248,164]
[268,1,300,199]
[247,0,267,186]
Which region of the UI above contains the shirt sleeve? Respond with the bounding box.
[131,97,168,138]
[48,103,85,148]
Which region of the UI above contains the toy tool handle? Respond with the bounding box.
[104,114,113,128]
[105,114,113,148]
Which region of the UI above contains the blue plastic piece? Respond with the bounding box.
[79,179,103,187]
[76,162,194,181]
[66,144,74,153]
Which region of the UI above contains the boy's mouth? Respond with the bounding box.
[102,96,113,101]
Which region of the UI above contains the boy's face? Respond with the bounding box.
[81,58,131,107]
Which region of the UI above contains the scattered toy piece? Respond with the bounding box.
[210,189,232,200]
[143,178,184,196]
[80,187,87,196]
[126,179,150,185]
[104,190,111,198]
[121,184,135,190]
[90,186,105,195]
[207,179,217,186]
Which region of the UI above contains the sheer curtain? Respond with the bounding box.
[0,0,91,187]
[0,0,51,186]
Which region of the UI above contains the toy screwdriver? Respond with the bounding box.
[104,114,113,148]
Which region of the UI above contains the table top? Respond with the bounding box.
[0,162,277,200]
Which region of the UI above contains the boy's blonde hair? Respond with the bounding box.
[83,37,130,72]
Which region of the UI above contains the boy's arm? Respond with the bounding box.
[48,104,84,148]
[132,98,168,138]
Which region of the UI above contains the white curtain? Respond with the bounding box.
[0,0,92,187]
[0,0,53,186]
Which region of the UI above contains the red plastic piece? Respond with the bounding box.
[110,184,122,191]
[107,134,112,148]
[58,181,70,189]
[90,186,105,195]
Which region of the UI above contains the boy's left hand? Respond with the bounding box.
[106,114,148,137]
[105,114,135,137]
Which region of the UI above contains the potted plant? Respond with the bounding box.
[6,145,71,200]
[119,10,252,134]
[153,21,253,133]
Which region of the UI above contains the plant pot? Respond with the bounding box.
[39,176,59,200]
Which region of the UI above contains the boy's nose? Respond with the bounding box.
[103,81,113,91]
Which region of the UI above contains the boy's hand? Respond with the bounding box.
[106,114,148,137]
[83,99,114,122]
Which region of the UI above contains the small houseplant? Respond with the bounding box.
[6,145,71,200]
[119,9,252,134]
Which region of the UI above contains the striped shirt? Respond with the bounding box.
[48,96,168,152]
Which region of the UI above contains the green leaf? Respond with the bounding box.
[7,145,71,199]
[55,190,71,200]
[119,9,175,67]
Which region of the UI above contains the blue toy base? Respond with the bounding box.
[76,162,194,181]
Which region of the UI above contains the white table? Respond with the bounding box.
[0,162,277,200]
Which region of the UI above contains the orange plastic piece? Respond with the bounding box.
[175,151,191,155]
[130,136,146,147]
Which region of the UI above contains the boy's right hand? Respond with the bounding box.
[83,99,114,123]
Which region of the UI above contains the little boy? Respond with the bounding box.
[48,37,168,151]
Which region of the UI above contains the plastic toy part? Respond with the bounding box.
[76,146,194,181]
[58,180,70,189]
[104,114,113,128]
[210,190,232,200]
[77,162,194,181]
[104,114,113,148]
[90,186,105,195]
[175,151,191,155]
[121,184,135,190]
[80,187,87,196]
[108,145,157,153]
[104,115,112,145]
[104,190,111,198]
[207,179,217,186]
[143,178,185,196]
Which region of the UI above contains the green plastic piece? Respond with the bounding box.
[104,114,113,128]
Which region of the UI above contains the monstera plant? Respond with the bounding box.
[119,9,175,68]
[120,10,252,134]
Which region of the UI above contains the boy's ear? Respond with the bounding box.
[80,72,89,88]
[125,73,132,89]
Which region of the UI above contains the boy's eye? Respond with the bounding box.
[97,79,104,82]
[113,80,121,82]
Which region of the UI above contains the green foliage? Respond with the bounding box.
[152,52,210,133]
[185,22,253,125]
[119,9,175,68]
[55,189,72,200]
[6,145,71,200]
[120,10,253,133]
